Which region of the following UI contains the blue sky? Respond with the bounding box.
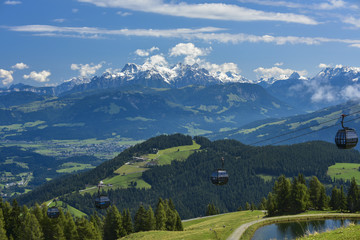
[1,0,360,87]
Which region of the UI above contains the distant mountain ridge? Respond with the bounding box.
[1,63,249,96]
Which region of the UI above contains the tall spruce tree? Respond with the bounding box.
[134,205,148,232]
[76,217,101,240]
[122,209,133,235]
[19,211,44,240]
[347,177,359,212]
[155,202,166,230]
[290,177,308,213]
[146,206,156,231]
[340,185,347,212]
[0,209,8,240]
[274,175,291,214]
[330,186,341,210]
[63,211,78,240]
[103,206,126,240]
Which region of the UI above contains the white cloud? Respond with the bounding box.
[343,16,360,28]
[239,0,355,10]
[77,0,318,25]
[274,62,284,66]
[318,63,331,68]
[7,24,360,48]
[4,1,21,5]
[341,84,360,101]
[254,66,307,80]
[116,11,131,17]
[72,8,79,13]
[169,43,211,65]
[203,62,240,74]
[53,19,66,23]
[143,54,168,69]
[71,63,103,77]
[135,46,159,57]
[23,70,51,82]
[0,69,14,85]
[310,85,336,102]
[12,62,29,70]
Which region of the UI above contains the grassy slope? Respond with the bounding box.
[327,163,360,184]
[298,223,360,240]
[80,141,200,194]
[121,210,264,240]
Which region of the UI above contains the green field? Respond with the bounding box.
[327,163,360,184]
[80,141,200,194]
[122,210,265,240]
[47,200,87,218]
[56,162,95,173]
[144,140,201,165]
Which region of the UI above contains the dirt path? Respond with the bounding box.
[226,213,360,240]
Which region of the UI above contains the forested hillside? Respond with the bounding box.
[16,134,360,219]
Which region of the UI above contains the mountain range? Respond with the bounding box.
[1,63,360,144]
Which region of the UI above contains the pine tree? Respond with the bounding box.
[122,209,133,235]
[134,205,148,232]
[273,175,291,214]
[155,202,166,230]
[165,207,176,231]
[347,177,359,212]
[340,185,347,212]
[63,211,78,240]
[330,186,340,210]
[103,206,126,240]
[266,192,276,216]
[174,210,183,231]
[19,211,44,240]
[245,202,251,211]
[290,178,308,213]
[7,199,21,240]
[0,209,8,240]
[146,206,156,231]
[318,185,328,210]
[76,217,101,240]
[309,176,322,209]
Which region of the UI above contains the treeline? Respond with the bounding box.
[16,135,360,219]
[0,197,183,240]
[263,175,360,216]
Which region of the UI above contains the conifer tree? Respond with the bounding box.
[174,210,183,231]
[146,206,156,231]
[290,178,308,213]
[266,192,276,216]
[134,205,148,232]
[103,206,126,239]
[122,209,133,234]
[63,211,78,240]
[347,177,359,212]
[155,202,166,230]
[309,176,322,209]
[318,185,328,210]
[330,186,340,210]
[19,211,44,240]
[0,209,8,240]
[7,199,21,240]
[273,175,291,213]
[165,207,176,231]
[340,185,347,212]
[76,217,101,240]
[245,202,251,211]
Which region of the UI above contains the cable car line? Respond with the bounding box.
[270,115,360,146]
[250,107,360,146]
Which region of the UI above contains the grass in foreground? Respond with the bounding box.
[327,163,360,184]
[120,210,265,240]
[298,223,360,240]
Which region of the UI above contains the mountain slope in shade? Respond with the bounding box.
[0,83,294,141]
[206,100,360,150]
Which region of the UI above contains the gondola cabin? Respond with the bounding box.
[47,206,60,218]
[95,195,111,209]
[335,127,358,149]
[335,114,358,149]
[211,169,229,185]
